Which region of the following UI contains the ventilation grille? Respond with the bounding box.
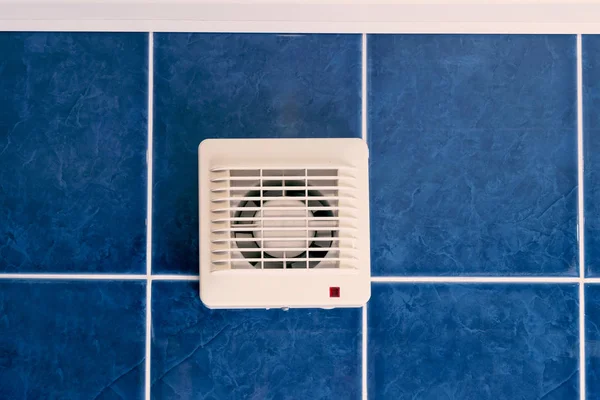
[209,167,359,271]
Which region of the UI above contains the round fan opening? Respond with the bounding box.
[233,180,336,268]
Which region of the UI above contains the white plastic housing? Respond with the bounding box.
[199,138,370,309]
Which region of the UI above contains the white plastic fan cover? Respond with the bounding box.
[199,138,370,309]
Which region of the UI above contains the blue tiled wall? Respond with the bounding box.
[152,34,361,275]
[0,32,148,274]
[369,35,578,277]
[1,32,599,399]
[369,284,579,399]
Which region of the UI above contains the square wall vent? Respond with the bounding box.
[199,138,370,309]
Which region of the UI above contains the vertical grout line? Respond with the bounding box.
[145,31,154,400]
[145,273,152,400]
[362,304,368,400]
[580,277,587,400]
[577,33,586,400]
[361,32,368,400]
[146,35,154,276]
[362,33,368,144]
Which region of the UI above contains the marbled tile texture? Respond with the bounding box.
[0,31,594,400]
[369,284,579,399]
[0,280,146,399]
[0,32,148,274]
[152,33,362,274]
[151,281,361,400]
[586,284,600,398]
[369,35,578,276]
[583,35,600,276]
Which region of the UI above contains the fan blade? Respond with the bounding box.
[309,250,329,258]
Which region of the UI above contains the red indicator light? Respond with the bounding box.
[329,287,340,298]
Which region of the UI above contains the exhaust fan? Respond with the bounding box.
[199,138,370,309]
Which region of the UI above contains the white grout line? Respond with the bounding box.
[2,273,600,284]
[578,36,586,281]
[371,276,580,284]
[362,33,367,144]
[145,276,152,400]
[580,282,586,400]
[362,304,368,400]
[151,274,199,281]
[361,32,368,400]
[145,31,154,400]
[577,33,586,400]
[146,38,154,275]
[0,274,148,280]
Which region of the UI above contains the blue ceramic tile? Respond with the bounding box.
[369,283,579,399]
[584,36,600,276]
[0,32,147,273]
[368,35,578,276]
[153,33,361,274]
[586,284,600,397]
[151,281,361,399]
[0,280,145,399]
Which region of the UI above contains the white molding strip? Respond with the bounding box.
[1,1,600,33]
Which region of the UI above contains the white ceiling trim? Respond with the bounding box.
[0,1,599,33]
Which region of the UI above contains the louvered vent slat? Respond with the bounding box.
[209,167,360,271]
[212,237,348,243]
[212,247,356,253]
[210,176,357,183]
[211,206,353,213]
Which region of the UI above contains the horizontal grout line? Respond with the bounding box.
[0,274,595,284]
[151,275,199,281]
[371,276,581,284]
[0,274,198,281]
[0,274,148,280]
